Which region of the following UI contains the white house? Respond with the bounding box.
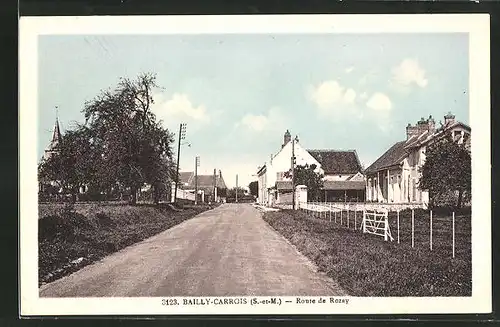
[365,112,471,206]
[257,130,365,206]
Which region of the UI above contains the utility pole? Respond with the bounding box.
[291,135,298,210]
[236,174,239,203]
[213,168,217,203]
[195,156,200,205]
[174,123,186,204]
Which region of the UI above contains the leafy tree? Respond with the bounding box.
[38,126,97,202]
[284,164,324,201]
[419,131,471,208]
[227,187,247,199]
[82,72,175,204]
[248,181,258,197]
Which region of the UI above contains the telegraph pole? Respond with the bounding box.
[213,168,217,203]
[174,123,186,204]
[236,174,239,203]
[195,156,200,205]
[291,135,298,210]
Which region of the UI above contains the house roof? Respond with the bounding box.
[306,150,362,175]
[365,141,408,174]
[323,180,366,191]
[179,172,194,185]
[276,180,293,190]
[405,121,471,150]
[179,171,227,190]
[365,120,471,174]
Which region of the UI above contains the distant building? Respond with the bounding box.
[43,117,62,161]
[39,117,64,197]
[257,130,365,206]
[365,112,471,206]
[175,170,228,203]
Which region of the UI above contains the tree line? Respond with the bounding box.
[38,73,176,205]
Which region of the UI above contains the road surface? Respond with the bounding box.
[40,203,346,297]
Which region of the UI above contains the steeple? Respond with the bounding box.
[51,117,62,147]
[44,117,62,160]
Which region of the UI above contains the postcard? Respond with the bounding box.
[19,14,491,316]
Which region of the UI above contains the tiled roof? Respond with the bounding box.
[365,141,408,174]
[276,180,293,190]
[179,172,193,185]
[405,121,471,150]
[323,180,366,190]
[307,150,362,175]
[179,172,227,190]
[365,120,471,174]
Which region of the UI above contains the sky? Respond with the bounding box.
[38,33,469,188]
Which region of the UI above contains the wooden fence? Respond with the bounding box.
[300,201,463,258]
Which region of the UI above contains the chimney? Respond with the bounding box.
[219,170,222,178]
[416,117,428,134]
[444,112,456,126]
[282,130,291,148]
[406,123,419,140]
[427,114,435,133]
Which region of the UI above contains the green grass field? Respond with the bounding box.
[263,209,471,296]
[38,202,215,285]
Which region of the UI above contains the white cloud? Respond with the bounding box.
[345,66,354,74]
[391,58,428,88]
[151,92,210,125]
[360,92,368,100]
[343,88,356,104]
[235,106,286,132]
[240,114,268,131]
[308,80,357,111]
[366,92,392,112]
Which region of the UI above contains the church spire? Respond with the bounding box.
[51,116,62,147]
[44,114,62,160]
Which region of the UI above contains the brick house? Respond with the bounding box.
[365,112,471,206]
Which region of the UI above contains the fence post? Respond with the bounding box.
[329,203,332,222]
[347,207,350,228]
[340,209,343,225]
[362,210,366,233]
[411,209,415,248]
[452,211,455,258]
[384,211,388,241]
[354,210,357,230]
[334,210,337,223]
[397,210,400,244]
[430,210,433,251]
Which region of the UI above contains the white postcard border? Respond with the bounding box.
[19,14,491,316]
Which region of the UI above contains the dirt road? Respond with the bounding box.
[39,203,346,297]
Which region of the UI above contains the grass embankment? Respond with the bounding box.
[263,209,471,297]
[39,202,216,285]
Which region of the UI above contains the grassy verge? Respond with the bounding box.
[39,202,217,285]
[263,209,471,296]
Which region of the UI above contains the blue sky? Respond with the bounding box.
[38,33,469,188]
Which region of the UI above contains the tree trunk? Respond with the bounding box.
[153,183,160,205]
[130,187,137,205]
[457,190,463,209]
